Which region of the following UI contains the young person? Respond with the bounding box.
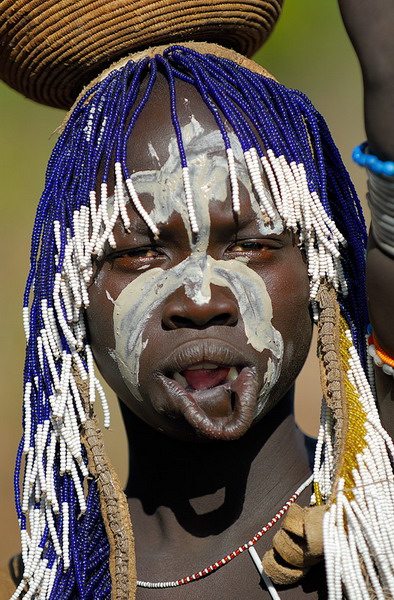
[2,1,394,598]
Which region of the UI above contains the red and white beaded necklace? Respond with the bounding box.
[137,474,313,589]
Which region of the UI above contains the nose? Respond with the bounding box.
[161,285,239,330]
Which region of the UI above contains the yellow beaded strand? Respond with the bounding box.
[336,315,368,500]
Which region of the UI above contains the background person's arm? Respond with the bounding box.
[339,0,394,434]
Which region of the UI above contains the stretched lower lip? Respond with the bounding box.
[156,366,259,441]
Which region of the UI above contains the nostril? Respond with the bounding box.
[207,313,234,326]
[167,313,236,330]
[170,315,196,329]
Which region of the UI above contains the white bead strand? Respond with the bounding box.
[62,501,70,571]
[23,383,32,454]
[45,502,62,557]
[20,527,30,566]
[23,306,30,342]
[23,558,48,600]
[115,162,131,231]
[59,438,67,475]
[69,375,87,424]
[245,149,275,222]
[342,495,386,600]
[94,185,121,254]
[53,273,78,350]
[261,154,283,214]
[289,161,303,225]
[83,190,103,261]
[268,152,291,223]
[226,148,240,213]
[23,506,46,580]
[63,245,83,309]
[71,351,88,381]
[21,448,35,514]
[41,300,61,358]
[36,421,50,496]
[182,166,199,234]
[95,376,111,429]
[124,174,160,237]
[44,432,59,512]
[70,462,87,514]
[37,564,53,600]
[52,351,72,419]
[85,344,96,405]
[39,331,60,392]
[72,210,85,267]
[278,156,298,230]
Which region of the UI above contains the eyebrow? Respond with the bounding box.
[234,214,258,229]
[213,212,260,234]
[127,218,153,237]
[130,209,270,239]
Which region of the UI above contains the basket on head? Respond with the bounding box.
[0,0,282,110]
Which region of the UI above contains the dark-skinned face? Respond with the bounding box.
[86,78,313,442]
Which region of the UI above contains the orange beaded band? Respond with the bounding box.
[369,333,394,368]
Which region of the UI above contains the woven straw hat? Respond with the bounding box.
[0,0,282,110]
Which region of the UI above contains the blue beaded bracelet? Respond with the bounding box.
[352,142,394,176]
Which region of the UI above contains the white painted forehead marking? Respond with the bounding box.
[147,142,161,166]
[130,115,284,245]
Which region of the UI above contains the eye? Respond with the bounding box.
[230,241,266,252]
[123,248,158,258]
[226,239,283,254]
[106,246,163,270]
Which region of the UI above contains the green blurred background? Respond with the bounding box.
[0,1,368,564]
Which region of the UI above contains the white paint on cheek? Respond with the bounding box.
[113,266,165,401]
[112,255,283,410]
[182,254,284,414]
[185,256,283,358]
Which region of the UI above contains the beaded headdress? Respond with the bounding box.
[2,3,394,600]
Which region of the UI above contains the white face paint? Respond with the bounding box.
[112,116,284,414]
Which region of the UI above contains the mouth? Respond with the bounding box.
[153,341,260,440]
[172,363,239,392]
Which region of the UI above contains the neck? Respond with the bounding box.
[122,389,312,547]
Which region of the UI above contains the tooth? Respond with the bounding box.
[187,363,219,370]
[173,372,187,387]
[227,367,238,381]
